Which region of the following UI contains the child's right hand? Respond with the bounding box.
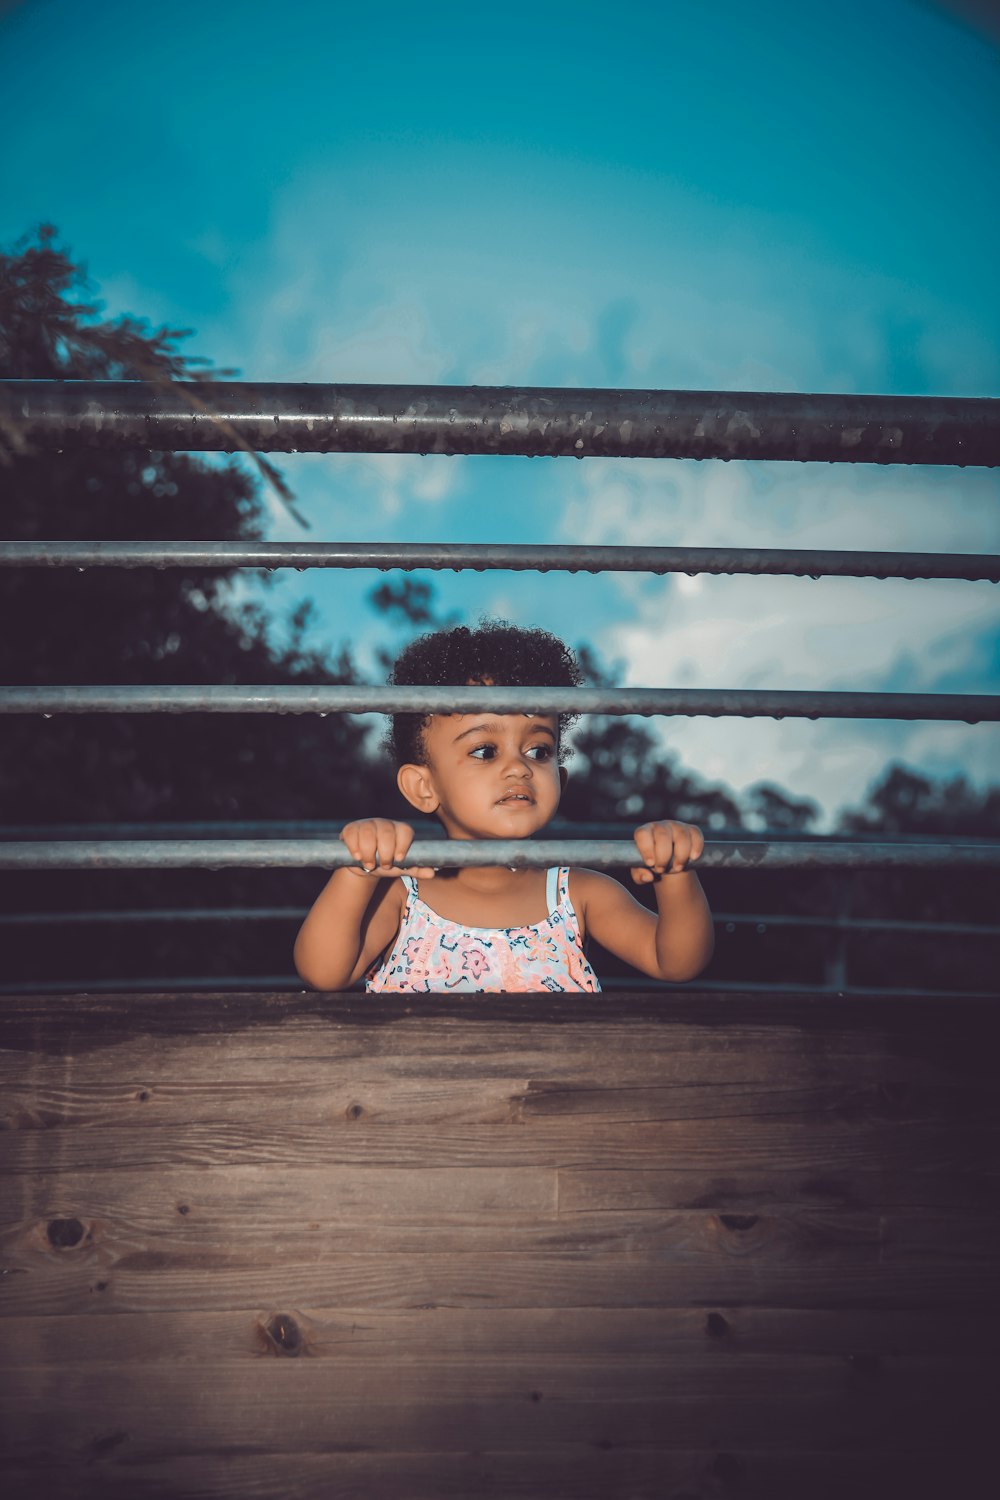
[339,819,437,879]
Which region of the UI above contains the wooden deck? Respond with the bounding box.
[1,990,997,1498]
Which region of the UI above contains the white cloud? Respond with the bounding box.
[613,574,996,693]
[176,150,999,825]
[560,455,1000,552]
[555,456,999,823]
[654,715,1000,829]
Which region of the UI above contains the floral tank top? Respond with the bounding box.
[365,867,601,993]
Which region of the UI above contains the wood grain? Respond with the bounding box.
[1,990,996,1499]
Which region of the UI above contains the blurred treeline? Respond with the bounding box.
[1,227,997,993]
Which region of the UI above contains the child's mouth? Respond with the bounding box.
[497,791,534,805]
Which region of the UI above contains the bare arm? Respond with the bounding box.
[293,819,436,990]
[575,820,715,983]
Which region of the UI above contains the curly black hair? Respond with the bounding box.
[385,619,583,765]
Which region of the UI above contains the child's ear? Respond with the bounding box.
[397,762,440,813]
[558,765,569,793]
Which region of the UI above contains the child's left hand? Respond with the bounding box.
[631,820,705,883]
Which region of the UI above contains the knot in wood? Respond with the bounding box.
[47,1217,85,1248]
[346,1103,364,1120]
[265,1312,302,1355]
[718,1214,759,1233]
[705,1311,731,1338]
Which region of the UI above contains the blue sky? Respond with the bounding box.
[1,0,998,826]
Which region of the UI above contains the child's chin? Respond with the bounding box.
[493,813,547,837]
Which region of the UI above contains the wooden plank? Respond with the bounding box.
[3,1304,998,1364]
[0,1447,984,1500]
[4,1159,995,1247]
[3,1074,995,1130]
[0,991,995,1077]
[1,989,995,1498]
[4,1159,990,1212]
[5,1352,988,1402]
[3,1165,996,1267]
[2,1084,995,1172]
[1,1016,991,1086]
[2,1244,995,1318]
[559,1165,998,1212]
[1,1365,991,1458]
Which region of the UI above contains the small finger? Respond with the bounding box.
[360,825,384,872]
[650,828,671,876]
[669,830,692,871]
[633,825,655,865]
[640,824,666,873]
[375,826,398,871]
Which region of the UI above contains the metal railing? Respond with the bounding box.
[3,381,998,463]
[2,382,998,978]
[3,683,997,721]
[2,836,999,871]
[2,539,999,581]
[4,904,995,938]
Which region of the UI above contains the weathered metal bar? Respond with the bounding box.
[2,684,997,721]
[2,539,999,582]
[3,381,998,464]
[2,838,998,870]
[3,905,996,937]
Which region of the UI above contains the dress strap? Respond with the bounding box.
[545,866,560,914]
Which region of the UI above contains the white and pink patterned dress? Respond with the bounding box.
[365,866,601,992]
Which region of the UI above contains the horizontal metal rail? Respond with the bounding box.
[3,539,999,582]
[2,839,998,870]
[3,684,997,721]
[3,381,998,465]
[2,906,996,938]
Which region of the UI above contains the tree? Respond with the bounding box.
[837,763,1000,838]
[745,782,820,833]
[0,225,380,825]
[0,227,393,986]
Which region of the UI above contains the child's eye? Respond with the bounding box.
[469,744,497,760]
[526,744,554,761]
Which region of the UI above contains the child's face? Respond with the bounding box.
[401,711,565,841]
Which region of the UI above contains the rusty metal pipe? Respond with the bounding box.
[3,381,997,464]
[2,539,998,582]
[2,838,999,871]
[1,684,996,721]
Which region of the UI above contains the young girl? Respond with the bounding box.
[294,621,714,992]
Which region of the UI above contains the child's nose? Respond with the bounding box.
[503,750,532,776]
